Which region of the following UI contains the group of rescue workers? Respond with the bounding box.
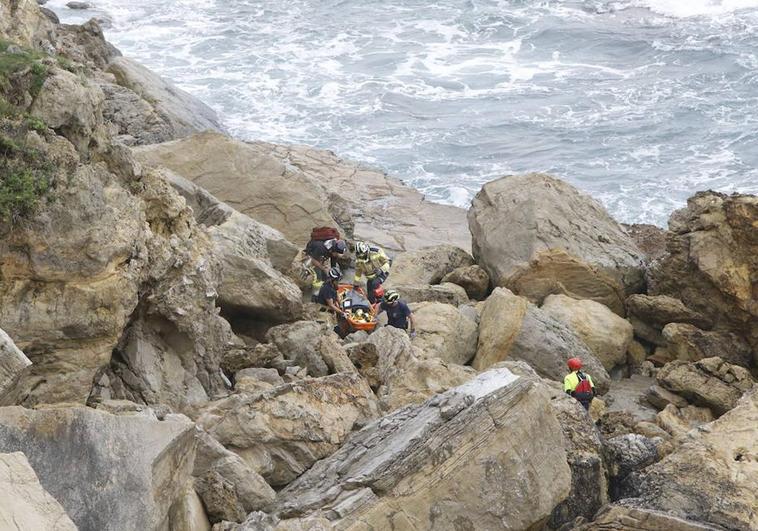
[301,228,595,412]
[302,230,415,339]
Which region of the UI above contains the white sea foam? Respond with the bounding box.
[47,0,758,226]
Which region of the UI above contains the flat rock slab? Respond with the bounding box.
[0,406,196,531]
[275,368,572,530]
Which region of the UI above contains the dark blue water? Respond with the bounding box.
[50,0,758,225]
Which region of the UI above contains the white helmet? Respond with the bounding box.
[355,241,370,257]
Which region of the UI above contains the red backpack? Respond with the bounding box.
[574,372,593,395]
[310,226,340,242]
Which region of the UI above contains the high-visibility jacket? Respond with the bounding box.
[355,246,390,281]
[563,370,595,393]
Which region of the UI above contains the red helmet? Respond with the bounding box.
[567,357,583,371]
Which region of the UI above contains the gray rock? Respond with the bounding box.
[0,328,31,400]
[0,406,196,531]
[106,57,222,144]
[604,434,663,499]
[645,384,688,410]
[392,282,469,306]
[662,323,752,367]
[473,288,610,393]
[193,431,274,524]
[468,174,645,314]
[67,1,92,9]
[386,244,474,286]
[274,369,572,530]
[0,452,77,531]
[441,264,490,300]
[196,373,378,487]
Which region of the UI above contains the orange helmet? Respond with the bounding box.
[567,357,583,371]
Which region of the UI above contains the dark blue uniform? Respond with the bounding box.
[317,281,338,306]
[380,301,412,330]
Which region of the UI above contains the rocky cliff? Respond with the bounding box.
[0,1,756,530]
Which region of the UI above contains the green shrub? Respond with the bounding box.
[0,160,50,223]
[25,115,46,132]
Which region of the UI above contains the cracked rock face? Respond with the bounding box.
[274,368,572,530]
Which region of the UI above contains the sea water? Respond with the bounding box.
[48,0,758,225]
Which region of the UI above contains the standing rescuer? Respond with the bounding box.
[378,289,416,337]
[354,241,390,303]
[317,267,348,336]
[564,357,595,410]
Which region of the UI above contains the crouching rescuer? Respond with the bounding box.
[354,241,390,303]
[564,357,595,410]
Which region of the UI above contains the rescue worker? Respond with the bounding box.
[377,289,416,337]
[563,357,595,411]
[316,267,348,337]
[303,237,347,288]
[354,241,390,303]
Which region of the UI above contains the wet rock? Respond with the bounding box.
[0,406,196,531]
[604,434,663,500]
[0,452,77,531]
[275,369,572,530]
[67,1,92,9]
[656,357,754,416]
[410,301,478,365]
[197,373,378,487]
[473,288,610,393]
[542,294,633,370]
[440,264,490,300]
[469,173,644,314]
[626,294,712,346]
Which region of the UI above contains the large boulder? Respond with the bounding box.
[0,452,76,531]
[134,132,343,245]
[263,142,471,253]
[410,301,478,365]
[621,387,758,529]
[468,174,645,314]
[656,357,754,416]
[193,431,275,524]
[648,191,758,360]
[275,369,573,530]
[473,288,610,393]
[0,406,196,531]
[106,57,222,143]
[0,328,31,400]
[386,244,474,286]
[365,326,475,411]
[196,373,378,487]
[542,294,633,370]
[626,294,712,346]
[662,323,752,367]
[441,264,490,300]
[603,434,664,500]
[263,321,355,377]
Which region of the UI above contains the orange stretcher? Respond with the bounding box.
[337,284,379,333]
